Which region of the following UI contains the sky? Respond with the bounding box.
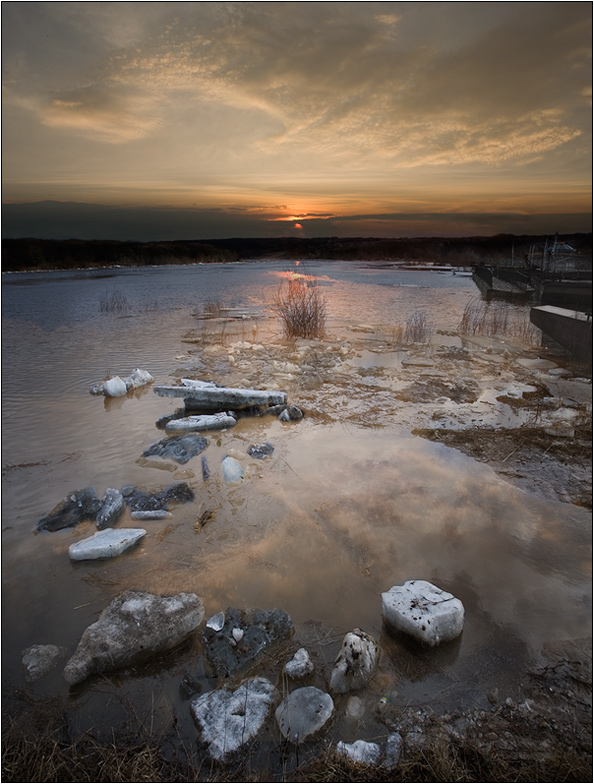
[2,1,592,241]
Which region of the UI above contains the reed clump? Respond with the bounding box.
[459,297,541,345]
[276,276,327,339]
[99,290,130,313]
[403,311,432,344]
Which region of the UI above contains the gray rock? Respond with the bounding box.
[63,590,204,685]
[96,488,125,529]
[165,413,236,432]
[191,677,278,761]
[36,487,101,532]
[221,456,244,482]
[336,739,381,765]
[68,528,146,561]
[284,648,314,679]
[142,434,207,465]
[384,733,403,769]
[22,644,68,682]
[275,686,334,743]
[121,482,194,511]
[279,405,304,422]
[154,383,286,412]
[130,510,172,520]
[330,628,379,693]
[248,442,275,459]
[202,607,293,678]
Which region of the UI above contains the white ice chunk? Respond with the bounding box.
[103,376,128,397]
[336,739,381,766]
[69,528,146,561]
[381,579,464,647]
[221,456,244,482]
[165,413,236,432]
[124,368,153,390]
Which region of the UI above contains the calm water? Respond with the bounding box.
[2,261,591,763]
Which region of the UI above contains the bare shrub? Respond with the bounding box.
[404,311,432,343]
[275,275,327,339]
[459,297,541,345]
[99,290,129,313]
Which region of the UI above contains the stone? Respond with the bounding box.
[122,482,195,512]
[202,607,293,678]
[191,677,278,762]
[154,383,287,412]
[36,487,102,532]
[275,687,334,743]
[63,590,204,685]
[384,733,404,769]
[104,376,128,397]
[330,628,379,693]
[284,648,314,679]
[142,434,207,465]
[68,528,146,561]
[336,739,381,766]
[96,487,125,529]
[381,579,464,647]
[279,405,304,422]
[165,413,236,432]
[22,644,68,682]
[131,510,172,520]
[248,442,275,459]
[221,456,244,482]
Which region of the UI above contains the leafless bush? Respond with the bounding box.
[459,297,541,345]
[99,290,129,313]
[404,311,432,343]
[276,276,327,339]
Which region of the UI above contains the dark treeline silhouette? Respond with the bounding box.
[2,234,591,272]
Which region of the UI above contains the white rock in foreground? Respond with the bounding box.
[381,579,464,647]
[275,687,334,743]
[165,413,236,432]
[336,739,381,766]
[330,628,379,693]
[69,528,146,561]
[63,590,204,685]
[191,677,278,761]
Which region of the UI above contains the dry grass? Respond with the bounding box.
[99,290,130,313]
[403,311,432,344]
[459,296,541,345]
[275,276,327,339]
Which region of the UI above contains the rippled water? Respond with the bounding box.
[2,261,591,763]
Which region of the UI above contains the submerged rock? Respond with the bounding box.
[96,488,125,530]
[336,739,381,766]
[330,628,379,693]
[68,528,146,561]
[381,579,464,647]
[22,644,68,683]
[164,413,236,432]
[142,434,207,465]
[279,405,304,422]
[221,456,244,482]
[63,590,204,685]
[275,686,334,743]
[202,607,293,678]
[284,647,314,679]
[36,487,101,532]
[191,677,278,761]
[248,442,275,459]
[122,482,195,511]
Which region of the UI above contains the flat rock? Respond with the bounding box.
[63,590,204,685]
[202,607,293,678]
[36,487,101,532]
[221,456,244,482]
[275,686,334,743]
[330,628,379,693]
[165,413,236,432]
[284,647,314,679]
[68,528,146,561]
[381,579,464,647]
[96,488,125,530]
[22,644,68,682]
[191,677,278,761]
[336,739,381,765]
[122,482,195,511]
[142,434,207,465]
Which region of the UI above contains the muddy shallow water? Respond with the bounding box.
[2,261,591,765]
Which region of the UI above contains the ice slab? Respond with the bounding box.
[69,528,146,561]
[381,579,464,646]
[165,413,236,432]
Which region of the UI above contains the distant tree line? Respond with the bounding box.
[1,234,591,272]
